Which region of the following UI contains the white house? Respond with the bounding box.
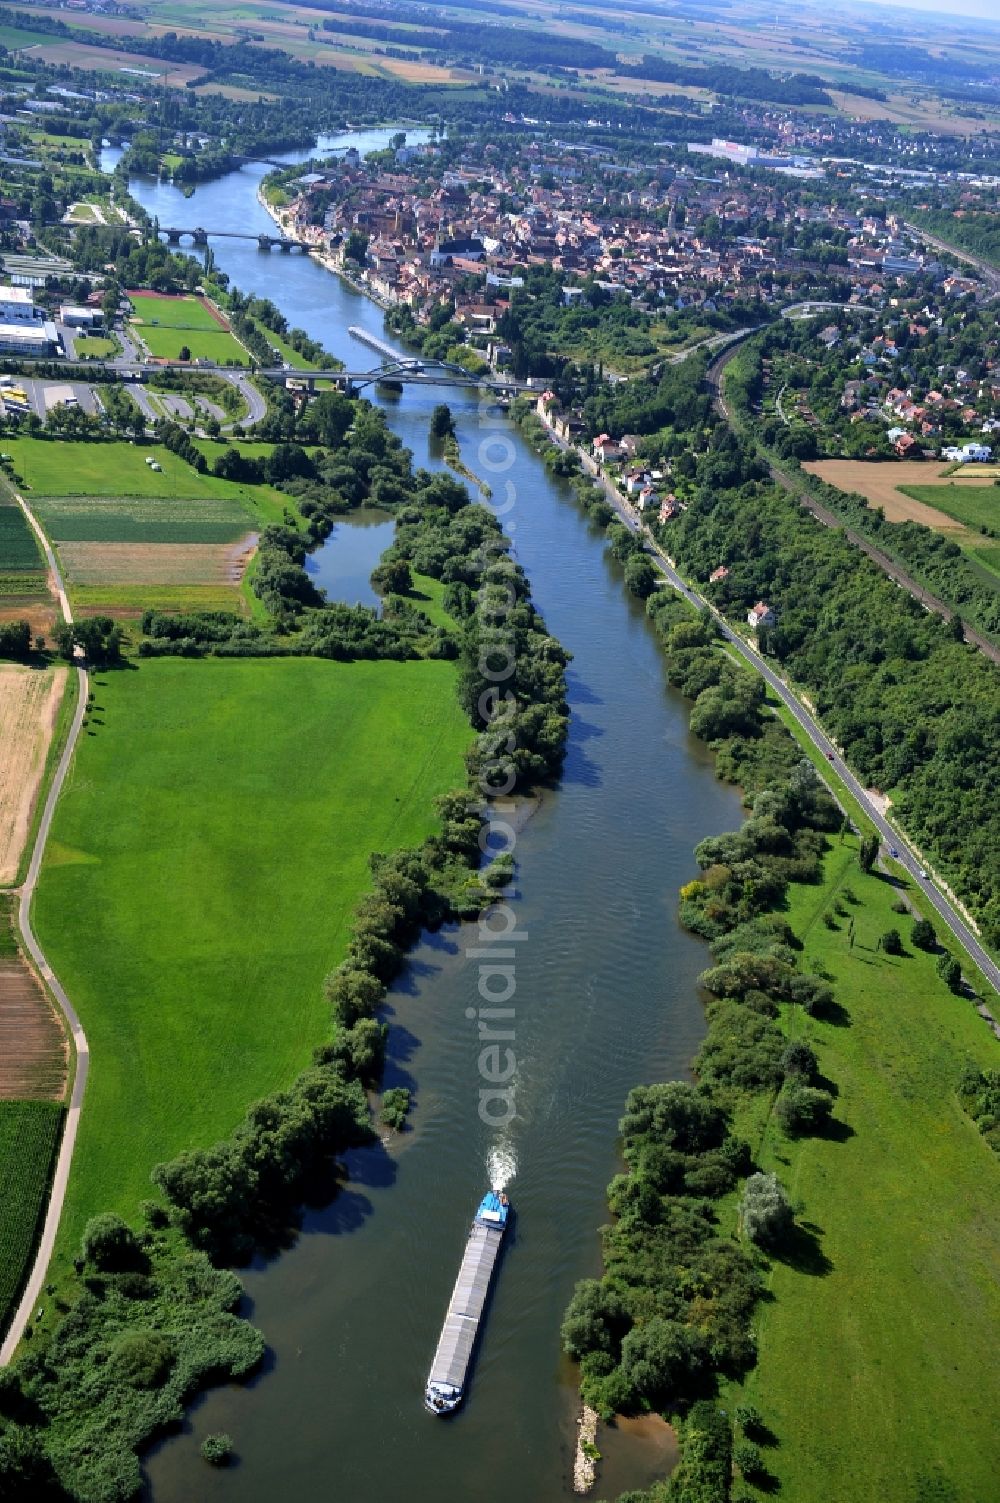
[748,602,777,629]
[942,442,993,463]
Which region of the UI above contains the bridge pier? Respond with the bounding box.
[192,228,208,246]
[165,229,181,244]
[257,234,274,251]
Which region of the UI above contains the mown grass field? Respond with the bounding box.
[70,582,246,617]
[5,436,288,522]
[133,324,247,364]
[728,837,1000,1503]
[129,292,246,363]
[72,334,120,359]
[0,1100,64,1338]
[34,657,471,1258]
[33,493,255,544]
[128,293,227,331]
[899,481,999,533]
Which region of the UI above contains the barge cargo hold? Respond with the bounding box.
[424,1191,509,1415]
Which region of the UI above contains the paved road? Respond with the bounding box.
[541,415,1000,998]
[707,343,1000,667]
[0,493,90,1366]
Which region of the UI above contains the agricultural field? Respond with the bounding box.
[0,1100,64,1339]
[11,39,205,87]
[0,497,44,573]
[57,538,255,586]
[0,665,68,885]
[729,838,1000,1503]
[33,656,471,1257]
[899,482,1000,535]
[805,460,1000,588]
[70,582,247,618]
[33,493,257,545]
[3,437,296,608]
[0,896,67,1100]
[3,436,286,517]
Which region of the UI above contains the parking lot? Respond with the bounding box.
[0,376,100,422]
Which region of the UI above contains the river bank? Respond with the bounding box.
[92,144,748,1503]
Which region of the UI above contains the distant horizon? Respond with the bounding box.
[844,0,1000,23]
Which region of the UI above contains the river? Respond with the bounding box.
[104,133,744,1503]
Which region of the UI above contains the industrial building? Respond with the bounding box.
[0,284,45,325]
[0,320,59,355]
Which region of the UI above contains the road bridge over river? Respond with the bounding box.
[157,226,311,251]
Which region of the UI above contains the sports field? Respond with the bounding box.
[730,839,1000,1503]
[129,292,246,364]
[33,657,471,1256]
[133,324,247,364]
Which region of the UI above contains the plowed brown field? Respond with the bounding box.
[0,956,67,1099]
[58,535,256,586]
[804,460,993,530]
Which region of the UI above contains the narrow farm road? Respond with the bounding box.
[0,491,90,1366]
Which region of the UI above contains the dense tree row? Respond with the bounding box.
[616,55,833,106]
[561,603,844,1449]
[657,423,1000,942]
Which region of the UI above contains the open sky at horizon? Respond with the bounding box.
[852,0,1000,21]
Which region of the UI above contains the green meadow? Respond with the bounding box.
[900,481,999,533]
[5,436,288,522]
[729,837,1000,1503]
[33,657,470,1259]
[135,324,247,364]
[128,293,246,361]
[33,493,254,544]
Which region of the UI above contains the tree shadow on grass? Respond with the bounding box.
[746,1417,780,1449]
[813,996,850,1027]
[814,1113,854,1144]
[772,1220,832,1277]
[748,1463,781,1493]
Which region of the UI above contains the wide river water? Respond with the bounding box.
[105,133,744,1502]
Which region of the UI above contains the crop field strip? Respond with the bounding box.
[0,897,67,1100]
[0,1100,65,1340]
[0,666,68,885]
[0,498,44,572]
[57,538,255,586]
[69,582,246,618]
[33,493,256,545]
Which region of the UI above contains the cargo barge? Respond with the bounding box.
[424,1190,509,1415]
